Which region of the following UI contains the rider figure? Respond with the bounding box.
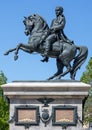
[42,6,73,58]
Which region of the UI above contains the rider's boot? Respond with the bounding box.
[41,41,50,62]
[43,41,50,57]
[41,56,49,62]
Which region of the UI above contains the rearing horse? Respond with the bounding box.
[4,14,88,80]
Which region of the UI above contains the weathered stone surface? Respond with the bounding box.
[2,81,90,130]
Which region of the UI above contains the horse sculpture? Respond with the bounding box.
[4,14,88,80]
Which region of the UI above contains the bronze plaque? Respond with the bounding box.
[56,109,74,123]
[52,105,77,126]
[18,109,36,123]
[15,105,39,126]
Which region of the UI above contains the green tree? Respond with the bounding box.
[0,71,9,130]
[80,57,92,124]
[0,71,7,96]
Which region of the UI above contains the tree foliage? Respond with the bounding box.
[0,71,9,130]
[80,57,92,123]
[0,97,9,130]
[80,57,92,84]
[0,71,7,96]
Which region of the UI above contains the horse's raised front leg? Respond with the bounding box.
[4,43,33,60]
[14,43,33,60]
[4,48,16,55]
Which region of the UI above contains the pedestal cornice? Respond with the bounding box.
[2,81,90,99]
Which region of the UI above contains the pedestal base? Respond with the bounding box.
[2,80,90,130]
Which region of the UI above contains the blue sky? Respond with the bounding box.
[0,0,92,82]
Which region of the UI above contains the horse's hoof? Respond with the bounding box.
[14,55,18,61]
[47,78,51,80]
[47,76,54,80]
[47,77,52,80]
[4,52,9,55]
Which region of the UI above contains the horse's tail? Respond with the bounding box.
[70,46,88,79]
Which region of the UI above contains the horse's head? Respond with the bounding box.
[23,15,35,36]
[23,14,49,36]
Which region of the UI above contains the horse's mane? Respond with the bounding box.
[29,14,49,30]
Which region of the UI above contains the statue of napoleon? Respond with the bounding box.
[42,6,73,62]
[4,6,88,80]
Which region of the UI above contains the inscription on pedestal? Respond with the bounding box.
[15,105,40,126]
[18,109,36,123]
[52,105,78,126]
[56,109,74,123]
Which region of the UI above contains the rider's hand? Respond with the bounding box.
[50,28,56,33]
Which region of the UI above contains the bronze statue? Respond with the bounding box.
[43,6,73,57]
[4,6,88,80]
[42,6,73,62]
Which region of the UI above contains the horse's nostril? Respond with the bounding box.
[24,30,29,36]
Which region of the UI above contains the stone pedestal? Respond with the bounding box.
[2,80,90,130]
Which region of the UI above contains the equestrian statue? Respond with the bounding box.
[4,6,88,80]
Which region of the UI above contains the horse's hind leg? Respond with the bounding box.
[48,58,64,80]
[57,60,72,79]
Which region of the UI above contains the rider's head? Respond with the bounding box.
[55,6,63,16]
